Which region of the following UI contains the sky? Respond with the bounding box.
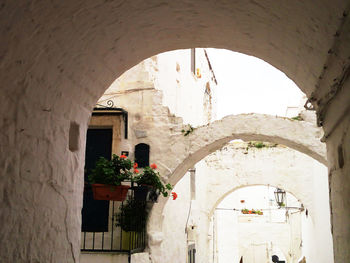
[206,49,305,120]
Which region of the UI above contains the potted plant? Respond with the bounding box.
[115,199,148,250]
[89,154,133,201]
[241,208,249,214]
[132,163,173,202]
[115,199,147,232]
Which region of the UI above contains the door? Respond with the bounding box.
[81,129,113,232]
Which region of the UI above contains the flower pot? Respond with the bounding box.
[92,184,130,201]
[132,185,159,202]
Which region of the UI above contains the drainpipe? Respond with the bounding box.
[186,168,196,262]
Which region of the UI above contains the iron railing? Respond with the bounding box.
[81,200,146,254]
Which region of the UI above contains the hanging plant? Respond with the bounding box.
[89,154,133,185]
[88,154,133,201]
[241,208,263,215]
[133,163,173,198]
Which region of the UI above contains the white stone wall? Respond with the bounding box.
[100,48,217,128]
[1,2,349,262]
[214,188,302,263]
[81,49,217,263]
[152,49,217,126]
[322,72,350,263]
[158,143,333,263]
[93,66,330,263]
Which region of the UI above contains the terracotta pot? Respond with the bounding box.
[92,184,130,201]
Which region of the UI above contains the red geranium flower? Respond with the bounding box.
[120,154,127,159]
[133,162,138,169]
[134,168,139,174]
[171,192,178,200]
[150,163,157,169]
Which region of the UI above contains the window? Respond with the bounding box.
[134,143,150,168]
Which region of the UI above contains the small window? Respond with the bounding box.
[135,143,150,168]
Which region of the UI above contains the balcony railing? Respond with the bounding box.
[81,200,146,254]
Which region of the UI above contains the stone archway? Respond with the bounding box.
[1,1,349,262]
[151,113,326,186]
[148,114,326,234]
[149,139,331,263]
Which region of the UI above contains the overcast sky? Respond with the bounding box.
[206,49,305,120]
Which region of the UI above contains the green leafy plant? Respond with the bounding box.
[245,141,278,152]
[241,208,249,214]
[115,200,147,232]
[134,164,173,197]
[248,141,266,149]
[181,125,195,136]
[291,115,303,121]
[89,154,133,185]
[241,208,263,215]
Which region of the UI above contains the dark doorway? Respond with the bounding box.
[81,129,112,232]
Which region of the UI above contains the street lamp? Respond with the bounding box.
[274,187,304,211]
[274,188,286,208]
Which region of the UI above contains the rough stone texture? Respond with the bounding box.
[324,89,350,262]
[0,0,349,262]
[319,13,350,260]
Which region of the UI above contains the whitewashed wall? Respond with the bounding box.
[152,49,217,126]
[81,51,332,263]
[214,187,302,263]
[160,142,333,263]
[81,49,217,263]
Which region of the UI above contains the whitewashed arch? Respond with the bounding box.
[1,1,349,262]
[148,114,326,231]
[149,140,331,263]
[153,113,326,185]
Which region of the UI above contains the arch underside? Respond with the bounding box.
[2,1,347,115]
